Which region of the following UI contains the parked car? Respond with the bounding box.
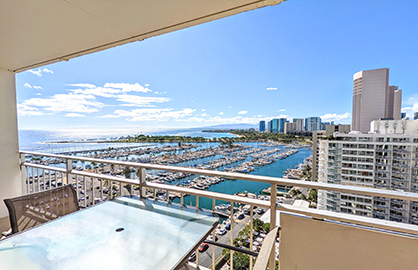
[237,213,245,220]
[257,208,265,215]
[225,223,231,230]
[188,252,196,261]
[218,229,227,235]
[208,235,218,241]
[198,243,209,252]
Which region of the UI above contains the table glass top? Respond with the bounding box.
[0,197,218,270]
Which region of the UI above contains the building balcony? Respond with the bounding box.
[374,183,390,189]
[2,151,418,270]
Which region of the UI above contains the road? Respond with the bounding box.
[195,209,266,269]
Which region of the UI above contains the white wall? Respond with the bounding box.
[280,213,418,270]
[0,69,21,218]
[370,119,418,134]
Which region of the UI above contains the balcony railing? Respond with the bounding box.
[18,151,418,269]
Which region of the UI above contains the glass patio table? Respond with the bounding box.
[0,197,218,270]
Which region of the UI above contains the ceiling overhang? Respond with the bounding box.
[0,0,285,73]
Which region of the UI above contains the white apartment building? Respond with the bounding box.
[318,120,418,225]
[294,118,305,131]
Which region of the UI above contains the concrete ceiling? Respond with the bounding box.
[0,0,284,73]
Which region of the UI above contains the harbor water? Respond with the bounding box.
[20,130,312,210]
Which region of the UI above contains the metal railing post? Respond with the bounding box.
[66,159,72,185]
[230,200,234,269]
[138,168,146,199]
[250,205,254,270]
[19,153,27,195]
[269,183,277,270]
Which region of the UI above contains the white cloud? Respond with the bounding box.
[219,112,224,115]
[71,87,121,98]
[402,94,418,119]
[65,113,85,117]
[24,83,42,89]
[320,112,351,124]
[101,108,195,121]
[266,87,278,91]
[257,114,262,117]
[228,106,232,109]
[238,111,248,115]
[201,113,207,116]
[178,114,291,125]
[104,83,151,93]
[278,109,286,112]
[145,84,150,87]
[35,93,42,96]
[116,95,171,107]
[42,68,54,74]
[17,104,43,116]
[19,81,172,117]
[28,68,53,77]
[67,83,96,88]
[28,69,42,77]
[21,93,103,114]
[202,109,206,112]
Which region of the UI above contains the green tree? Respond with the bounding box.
[222,249,251,270]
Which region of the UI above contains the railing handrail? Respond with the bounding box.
[19,149,418,268]
[20,151,418,202]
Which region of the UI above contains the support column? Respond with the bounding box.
[0,69,21,218]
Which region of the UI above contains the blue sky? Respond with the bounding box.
[16,0,418,131]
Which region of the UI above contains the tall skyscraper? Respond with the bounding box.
[351,68,402,132]
[278,118,286,133]
[271,119,279,133]
[293,118,305,131]
[305,117,321,132]
[259,121,266,132]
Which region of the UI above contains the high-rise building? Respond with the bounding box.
[271,119,279,133]
[278,118,286,133]
[305,117,321,132]
[284,122,296,134]
[351,68,402,132]
[318,119,418,224]
[259,121,266,132]
[293,118,305,131]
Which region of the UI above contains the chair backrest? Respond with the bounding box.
[4,185,79,234]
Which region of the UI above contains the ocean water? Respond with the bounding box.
[172,146,312,208]
[19,129,312,210]
[18,129,237,153]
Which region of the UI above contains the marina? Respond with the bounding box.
[25,139,312,209]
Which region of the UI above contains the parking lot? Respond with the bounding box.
[193,207,266,269]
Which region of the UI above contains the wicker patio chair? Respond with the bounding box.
[3,184,79,234]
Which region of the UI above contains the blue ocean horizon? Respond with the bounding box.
[19,128,312,209]
[18,128,238,153]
